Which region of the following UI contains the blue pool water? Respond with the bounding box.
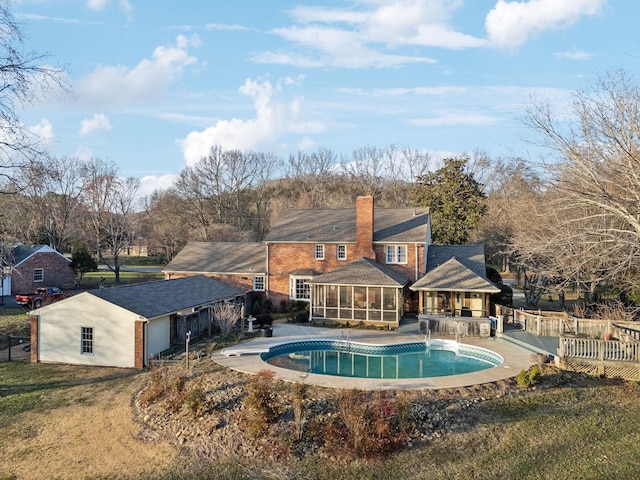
[261,339,503,379]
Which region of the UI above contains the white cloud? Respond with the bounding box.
[86,0,108,11]
[139,173,178,198]
[79,113,113,136]
[29,118,55,143]
[554,49,594,61]
[485,0,606,49]
[205,23,248,31]
[179,76,324,166]
[256,0,484,68]
[258,26,436,68]
[408,110,501,127]
[78,36,197,107]
[119,0,133,18]
[86,0,133,18]
[297,136,316,151]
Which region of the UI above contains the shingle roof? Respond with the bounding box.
[411,245,500,292]
[10,244,67,266]
[426,244,488,278]
[164,242,265,274]
[88,275,247,318]
[308,257,409,287]
[264,208,429,243]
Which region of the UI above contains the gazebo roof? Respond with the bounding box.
[411,257,500,293]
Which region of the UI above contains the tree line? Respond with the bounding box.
[1,2,639,306]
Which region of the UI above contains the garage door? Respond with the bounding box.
[147,317,170,360]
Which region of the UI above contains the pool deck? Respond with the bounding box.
[213,323,535,390]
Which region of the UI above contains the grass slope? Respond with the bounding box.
[1,360,639,480]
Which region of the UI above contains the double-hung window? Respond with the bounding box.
[34,268,44,283]
[253,275,265,291]
[81,327,94,354]
[314,244,325,260]
[336,244,347,261]
[385,245,407,264]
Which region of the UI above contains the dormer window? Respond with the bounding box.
[386,245,407,264]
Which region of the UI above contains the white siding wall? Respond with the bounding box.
[37,293,137,368]
[147,316,170,360]
[1,275,10,296]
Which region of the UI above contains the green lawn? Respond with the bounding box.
[80,270,164,288]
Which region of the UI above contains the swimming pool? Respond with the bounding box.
[261,339,503,379]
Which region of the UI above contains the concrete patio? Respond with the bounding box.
[213,322,535,390]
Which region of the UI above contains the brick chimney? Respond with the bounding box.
[355,195,376,259]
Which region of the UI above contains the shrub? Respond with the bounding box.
[529,365,542,385]
[323,389,408,461]
[185,386,206,416]
[516,365,542,388]
[242,370,278,438]
[294,311,309,323]
[516,369,531,388]
[291,383,308,441]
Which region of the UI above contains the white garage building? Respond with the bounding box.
[30,275,247,369]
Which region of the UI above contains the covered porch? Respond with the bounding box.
[309,257,409,328]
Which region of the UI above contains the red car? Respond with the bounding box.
[15,287,68,309]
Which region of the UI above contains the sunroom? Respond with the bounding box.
[309,257,409,327]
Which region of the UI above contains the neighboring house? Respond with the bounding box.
[30,275,247,369]
[2,243,75,296]
[410,244,500,318]
[165,242,266,292]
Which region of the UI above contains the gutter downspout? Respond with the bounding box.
[265,243,270,298]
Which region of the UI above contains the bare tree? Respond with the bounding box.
[0,4,67,192]
[212,302,242,338]
[379,145,432,207]
[284,147,340,209]
[340,146,386,199]
[473,157,542,273]
[81,159,140,283]
[140,189,189,262]
[16,157,87,251]
[519,69,640,296]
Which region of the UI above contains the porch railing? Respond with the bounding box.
[559,337,640,363]
[421,307,488,317]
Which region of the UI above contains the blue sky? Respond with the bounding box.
[14,0,640,196]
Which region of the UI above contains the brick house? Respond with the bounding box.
[164,242,266,292]
[2,244,75,296]
[164,195,499,329]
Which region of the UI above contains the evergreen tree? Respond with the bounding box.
[411,157,486,244]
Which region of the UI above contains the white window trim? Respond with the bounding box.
[386,245,408,264]
[81,326,94,355]
[253,275,265,291]
[290,275,312,301]
[34,268,44,283]
[314,244,325,260]
[336,244,347,261]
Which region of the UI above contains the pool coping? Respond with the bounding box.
[212,323,536,390]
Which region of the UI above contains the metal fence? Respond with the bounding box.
[0,333,31,362]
